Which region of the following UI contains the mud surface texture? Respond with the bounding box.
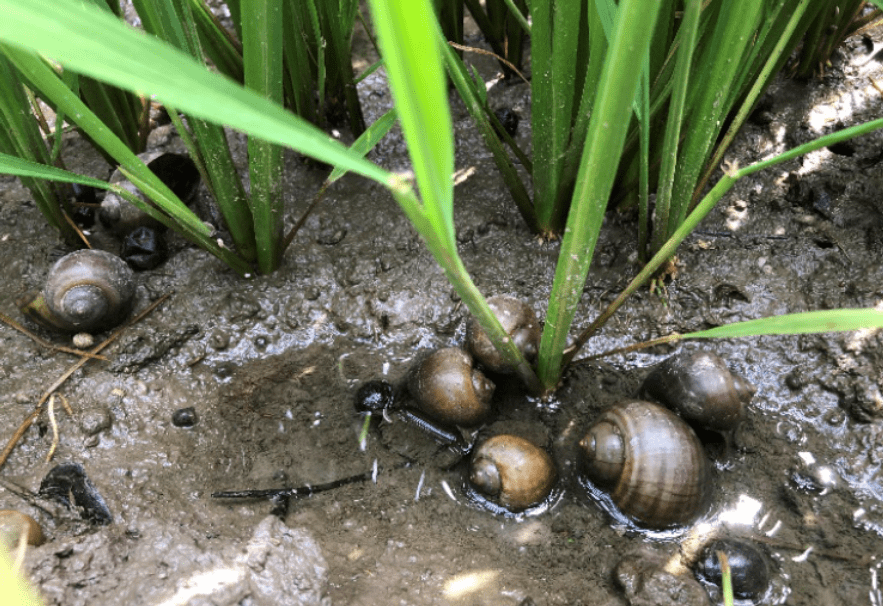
[2,26,883,606]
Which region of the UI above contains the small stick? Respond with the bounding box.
[0,293,172,471]
[212,461,410,501]
[0,311,108,361]
[45,394,60,463]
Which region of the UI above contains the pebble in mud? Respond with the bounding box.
[614,553,710,606]
[79,406,113,436]
[171,407,198,428]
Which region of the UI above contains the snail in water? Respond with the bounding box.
[16,249,136,333]
[466,295,541,374]
[695,538,771,601]
[578,399,712,529]
[640,351,755,436]
[407,347,495,427]
[467,434,558,513]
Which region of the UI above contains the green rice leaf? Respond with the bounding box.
[684,309,883,339]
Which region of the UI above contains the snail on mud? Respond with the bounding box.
[695,538,771,601]
[468,434,557,512]
[408,347,495,427]
[578,400,712,529]
[16,249,136,333]
[99,151,200,236]
[466,295,541,374]
[640,351,755,435]
[121,225,166,270]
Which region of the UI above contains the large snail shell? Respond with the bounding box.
[579,400,711,528]
[42,250,136,333]
[466,295,541,374]
[408,348,495,427]
[469,434,557,511]
[99,152,200,236]
[640,351,755,433]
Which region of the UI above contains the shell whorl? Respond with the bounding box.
[580,400,711,528]
[43,250,135,332]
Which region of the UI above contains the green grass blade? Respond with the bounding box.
[650,0,701,255]
[368,0,455,245]
[0,0,393,187]
[242,0,284,273]
[537,0,663,390]
[683,309,883,340]
[0,151,109,187]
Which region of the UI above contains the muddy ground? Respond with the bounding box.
[2,26,883,606]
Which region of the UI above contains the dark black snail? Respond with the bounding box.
[466,295,541,374]
[407,347,495,427]
[640,351,755,435]
[468,434,557,512]
[16,249,136,333]
[695,538,771,601]
[578,400,712,529]
[121,225,166,270]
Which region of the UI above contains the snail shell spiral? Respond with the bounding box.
[43,249,136,333]
[579,400,712,528]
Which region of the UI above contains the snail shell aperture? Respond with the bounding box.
[466,295,541,374]
[579,400,711,529]
[407,347,495,427]
[469,434,557,512]
[640,351,755,434]
[25,250,136,333]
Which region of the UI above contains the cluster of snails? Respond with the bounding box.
[357,295,556,514]
[16,152,203,341]
[578,351,755,529]
[99,151,200,270]
[357,294,757,527]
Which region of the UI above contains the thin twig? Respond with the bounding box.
[447,41,529,85]
[45,394,59,463]
[0,311,108,361]
[0,293,172,471]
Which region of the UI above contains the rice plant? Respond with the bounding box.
[1,0,883,394]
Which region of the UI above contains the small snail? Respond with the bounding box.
[640,351,755,434]
[99,151,200,236]
[121,225,166,270]
[468,434,557,512]
[578,400,712,529]
[466,295,541,374]
[695,538,771,601]
[408,347,495,427]
[17,249,136,333]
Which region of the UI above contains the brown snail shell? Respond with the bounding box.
[579,400,712,528]
[466,295,541,373]
[640,351,755,434]
[0,510,44,547]
[407,347,495,427]
[469,434,557,511]
[17,250,136,333]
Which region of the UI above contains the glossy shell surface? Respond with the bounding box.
[641,351,755,433]
[466,295,541,374]
[43,250,136,332]
[695,538,771,600]
[408,348,494,427]
[579,400,711,528]
[469,434,557,512]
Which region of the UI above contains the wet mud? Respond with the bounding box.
[1,28,883,606]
